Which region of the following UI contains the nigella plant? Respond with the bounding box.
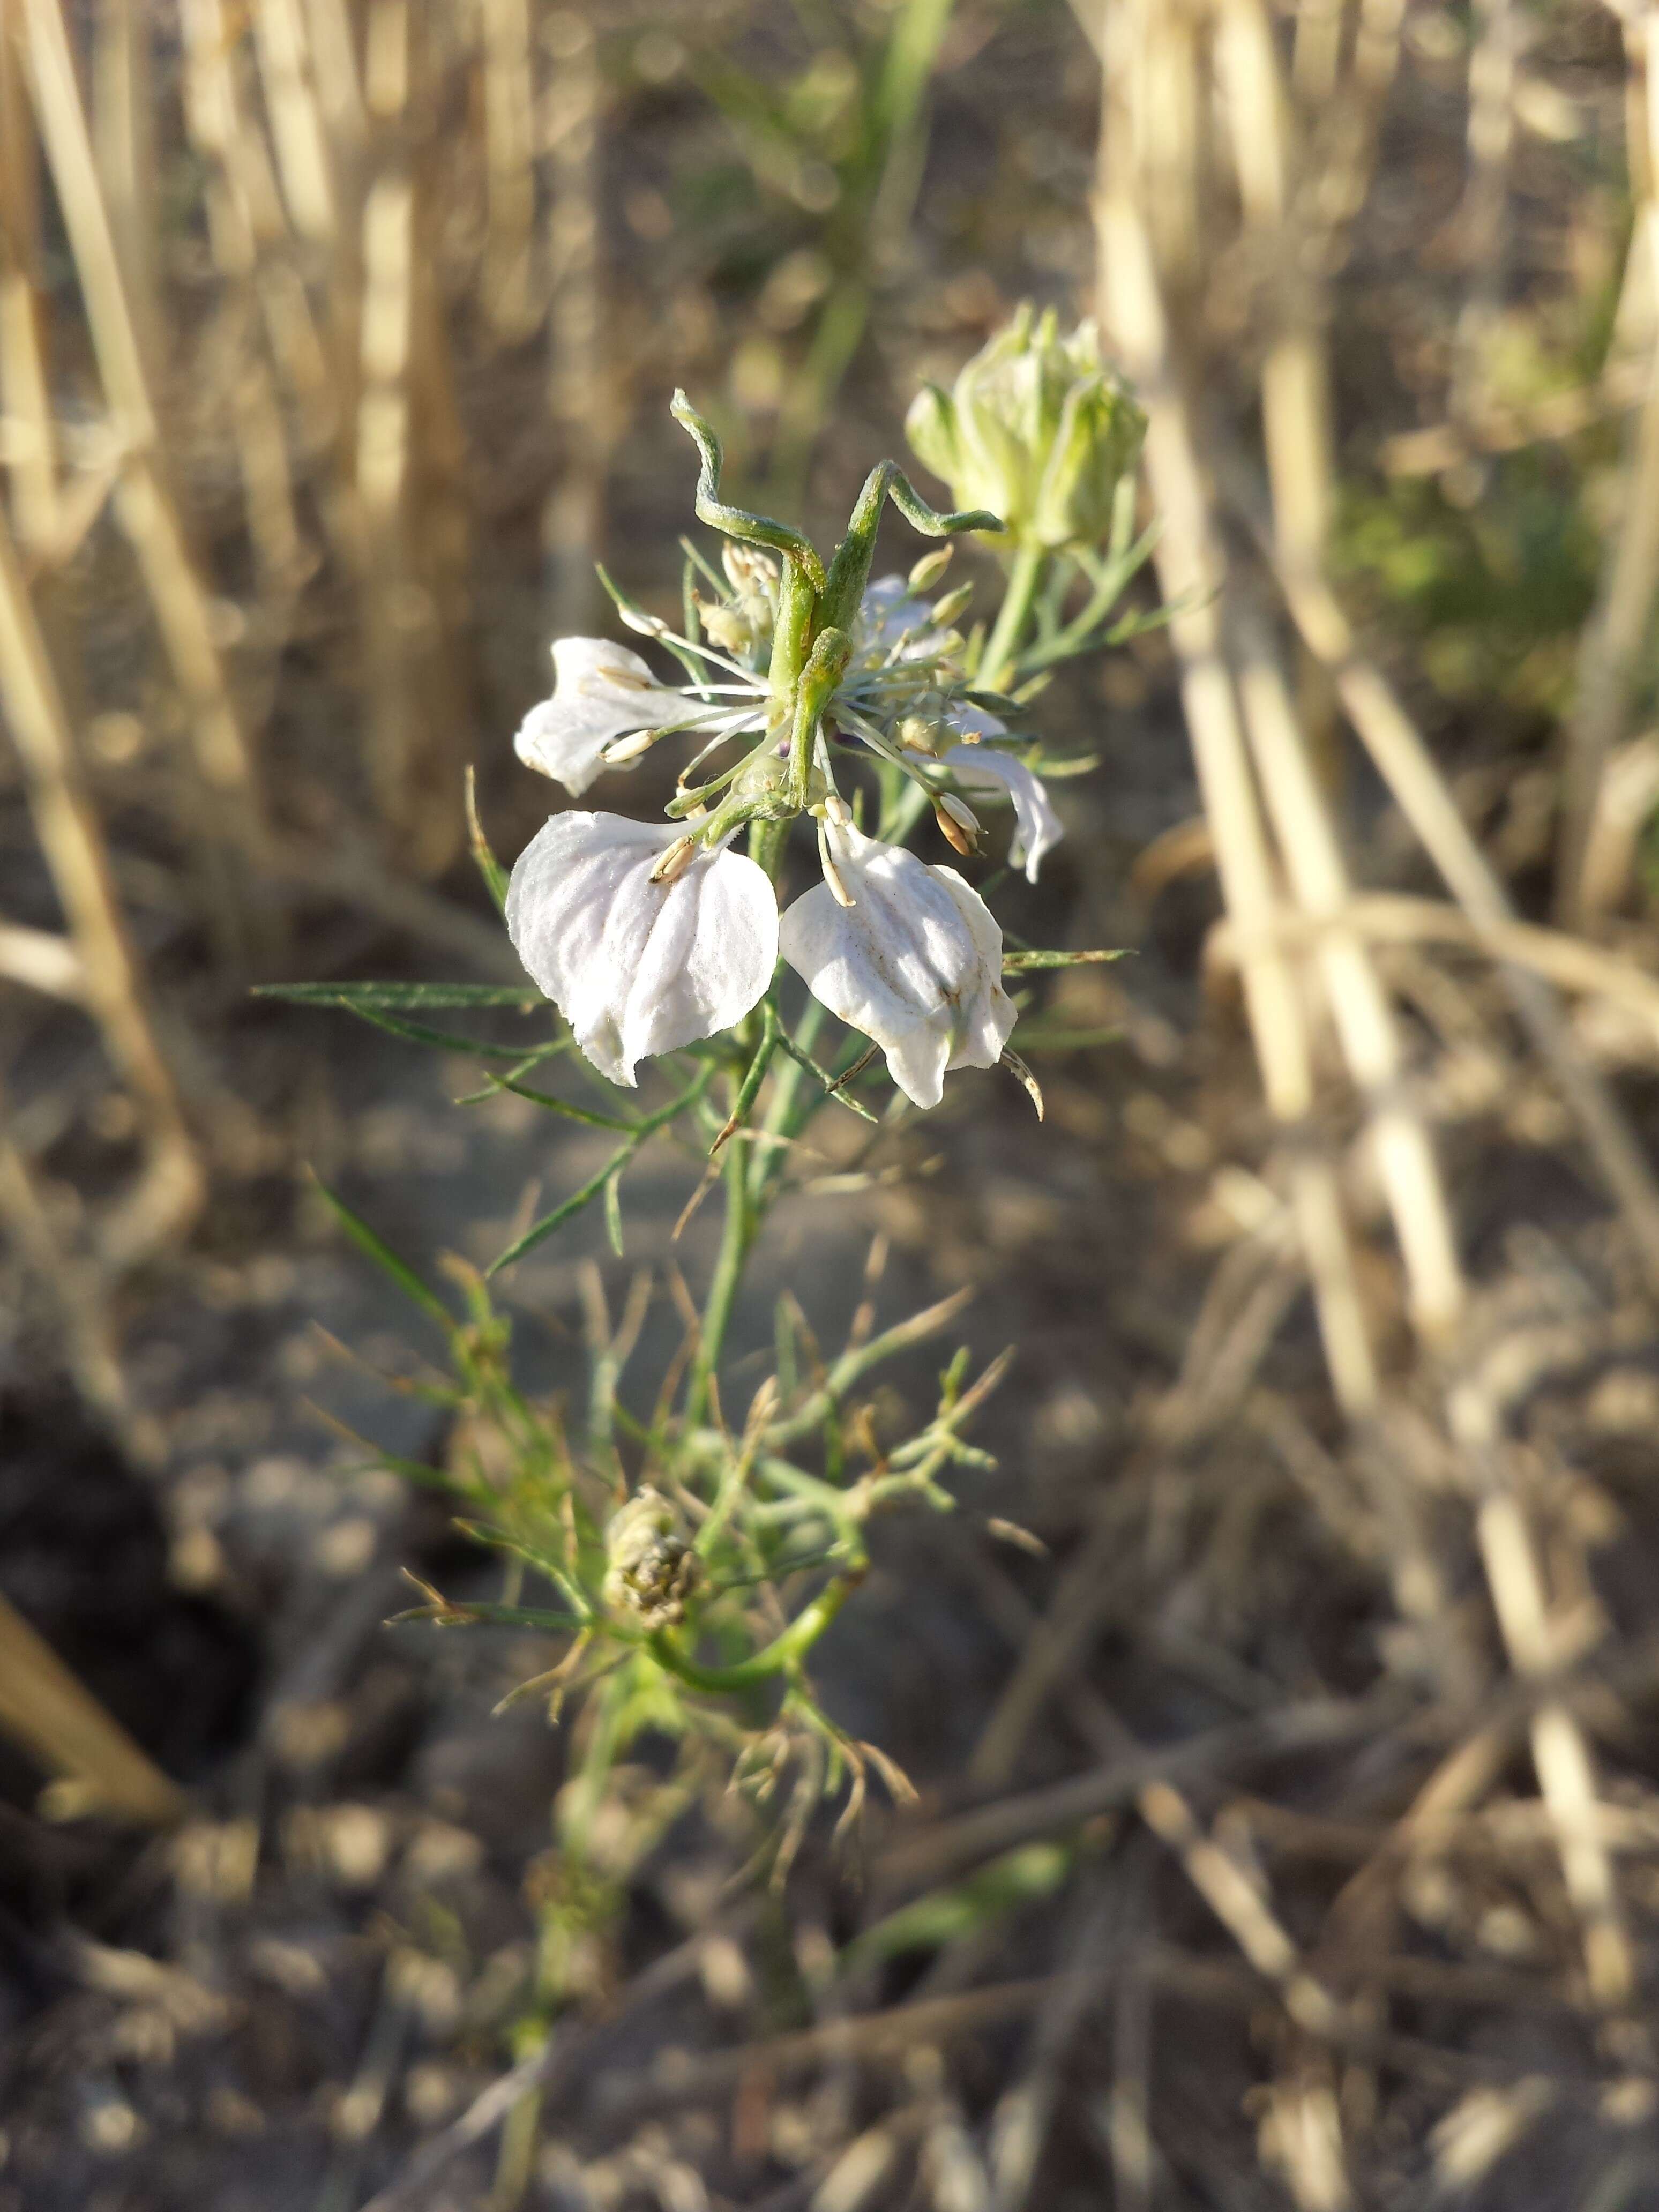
[263,317,1153,2064]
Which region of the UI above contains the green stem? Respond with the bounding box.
[650,1570,864,1691]
[686,1127,753,1426]
[980,538,1047,693]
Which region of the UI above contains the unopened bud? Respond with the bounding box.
[908,545,953,593]
[650,833,699,883]
[906,305,1147,552]
[822,791,852,828]
[930,582,974,629]
[934,793,981,855]
[722,542,779,594]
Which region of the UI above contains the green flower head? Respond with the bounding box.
[905,306,1147,552]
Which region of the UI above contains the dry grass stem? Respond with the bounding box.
[0,1587,185,1826]
[482,0,538,339]
[544,6,606,636]
[24,0,267,869]
[0,500,203,1264]
[251,0,336,244]
[1208,884,1659,1042]
[1097,102,1379,1424]
[1231,476,1659,1298]
[0,1072,130,1428]
[0,6,59,552]
[1557,16,1659,928]
[1230,624,1465,1342]
[0,919,85,1000]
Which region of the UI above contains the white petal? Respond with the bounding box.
[942,736,1062,883]
[506,813,778,1085]
[515,639,704,797]
[857,576,952,664]
[931,866,1018,1070]
[778,823,1015,1109]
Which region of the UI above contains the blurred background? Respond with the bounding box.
[6,0,1659,2205]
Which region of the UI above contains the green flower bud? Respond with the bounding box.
[905,307,1147,552]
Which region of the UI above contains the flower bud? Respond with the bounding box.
[908,545,954,593]
[603,1487,701,1629]
[896,713,943,756]
[906,307,1146,552]
[929,581,975,629]
[700,592,774,663]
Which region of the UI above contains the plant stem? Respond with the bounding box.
[650,1568,864,1692]
[981,539,1047,692]
[686,1130,752,1426]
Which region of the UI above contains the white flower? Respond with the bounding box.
[515,639,744,797]
[516,572,987,811]
[779,821,1015,1109]
[506,812,778,1085]
[941,706,1062,884]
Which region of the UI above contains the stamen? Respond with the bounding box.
[601,726,662,763]
[818,821,856,907]
[934,793,981,856]
[649,834,700,884]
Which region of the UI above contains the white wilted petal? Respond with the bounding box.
[515,639,711,797]
[942,710,1062,884]
[778,822,1015,1110]
[506,813,778,1086]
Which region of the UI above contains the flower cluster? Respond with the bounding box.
[503,394,1064,1109]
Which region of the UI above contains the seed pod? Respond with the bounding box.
[603,1486,702,1629]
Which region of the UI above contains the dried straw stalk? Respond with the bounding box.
[544,6,606,637]
[1556,6,1659,930]
[0,1071,130,1430]
[23,0,268,869]
[1107,0,1648,2075]
[482,0,539,339]
[0,1587,185,1826]
[352,0,467,876]
[0,500,203,1266]
[0,5,59,554]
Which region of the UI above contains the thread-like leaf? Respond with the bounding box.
[308,1174,453,1333]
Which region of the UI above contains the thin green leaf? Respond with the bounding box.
[483,1070,636,1131]
[604,1171,625,1257]
[388,1598,592,1635]
[774,1028,879,1124]
[1002,948,1129,972]
[466,767,510,913]
[488,1065,716,1275]
[1009,1025,1122,1050]
[309,1174,453,1333]
[257,981,541,1010]
[451,1520,592,1619]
